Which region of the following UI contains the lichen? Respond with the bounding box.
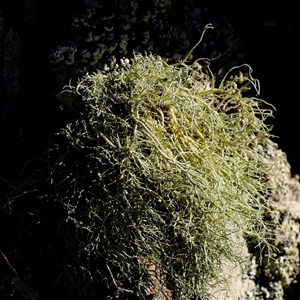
[5,53,277,299]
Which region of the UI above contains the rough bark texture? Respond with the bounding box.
[209,140,300,300]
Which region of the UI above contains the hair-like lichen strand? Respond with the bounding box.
[6,53,277,299]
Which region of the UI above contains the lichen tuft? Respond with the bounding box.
[5,53,276,299]
[56,53,276,299]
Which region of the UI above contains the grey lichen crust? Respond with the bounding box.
[215,140,300,300]
[250,140,300,299]
[48,0,245,91]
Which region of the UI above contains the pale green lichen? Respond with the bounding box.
[4,51,277,299]
[55,53,277,299]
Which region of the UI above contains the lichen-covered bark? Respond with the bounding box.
[0,1,299,300]
[209,141,300,300]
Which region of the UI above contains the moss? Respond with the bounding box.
[4,52,277,299]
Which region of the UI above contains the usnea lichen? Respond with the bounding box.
[53,52,276,299]
[4,52,276,299]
